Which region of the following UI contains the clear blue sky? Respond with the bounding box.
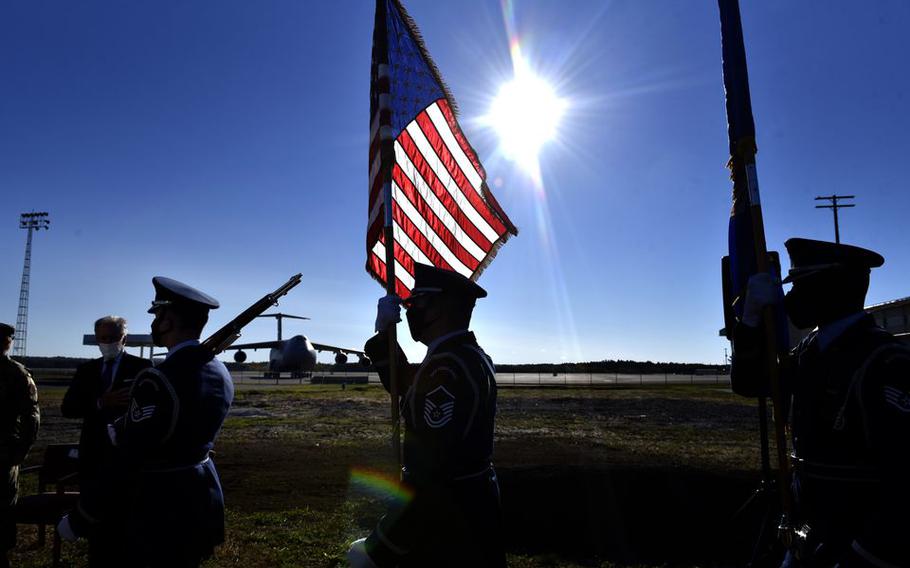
[2,1,908,365]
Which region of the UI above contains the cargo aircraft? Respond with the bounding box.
[220,313,368,375]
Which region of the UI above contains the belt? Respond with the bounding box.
[402,462,494,484]
[141,456,211,474]
[793,457,880,483]
[453,463,495,482]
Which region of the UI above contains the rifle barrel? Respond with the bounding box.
[202,273,303,355]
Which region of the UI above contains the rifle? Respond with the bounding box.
[201,273,303,356]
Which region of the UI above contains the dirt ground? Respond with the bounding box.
[11,384,775,568]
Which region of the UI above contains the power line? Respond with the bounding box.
[15,212,50,357]
[815,194,855,244]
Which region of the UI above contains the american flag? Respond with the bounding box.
[368,0,517,298]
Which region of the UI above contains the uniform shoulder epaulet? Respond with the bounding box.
[174,343,215,365]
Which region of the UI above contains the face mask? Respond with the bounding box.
[784,285,820,330]
[98,342,124,361]
[406,302,444,343]
[151,316,171,347]
[406,308,427,342]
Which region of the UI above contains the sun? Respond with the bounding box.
[487,58,566,174]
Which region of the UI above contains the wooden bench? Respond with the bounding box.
[13,444,80,568]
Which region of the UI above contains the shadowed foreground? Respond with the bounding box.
[13,384,770,567]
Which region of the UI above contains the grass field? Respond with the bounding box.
[10,384,773,567]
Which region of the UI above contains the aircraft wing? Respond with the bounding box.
[310,342,366,357]
[223,340,282,351]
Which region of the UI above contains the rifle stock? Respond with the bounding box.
[201,273,303,356]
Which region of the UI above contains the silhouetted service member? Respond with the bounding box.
[61,315,150,567]
[0,323,39,568]
[733,238,910,568]
[349,264,504,568]
[61,277,233,568]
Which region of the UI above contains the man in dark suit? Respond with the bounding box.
[59,277,233,568]
[62,315,150,567]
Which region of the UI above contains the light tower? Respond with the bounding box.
[15,212,50,357]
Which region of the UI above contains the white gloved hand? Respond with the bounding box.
[374,294,402,332]
[57,515,78,542]
[347,537,380,568]
[742,272,781,328]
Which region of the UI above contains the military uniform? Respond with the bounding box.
[732,240,910,567]
[736,315,910,566]
[113,340,233,566]
[0,324,40,558]
[68,279,233,568]
[361,266,505,568]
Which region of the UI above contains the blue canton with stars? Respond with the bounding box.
[382,0,447,137]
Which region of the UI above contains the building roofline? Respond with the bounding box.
[865,296,910,311]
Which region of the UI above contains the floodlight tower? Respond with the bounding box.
[14,212,50,357]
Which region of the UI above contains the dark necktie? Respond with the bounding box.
[101,361,115,392]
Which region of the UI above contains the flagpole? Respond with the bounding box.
[375,0,403,470]
[719,0,792,519]
[381,175,402,470]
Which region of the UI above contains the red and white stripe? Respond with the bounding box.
[367,98,511,297]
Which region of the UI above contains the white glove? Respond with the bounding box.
[374,294,402,332]
[742,272,781,328]
[57,515,78,542]
[347,537,380,568]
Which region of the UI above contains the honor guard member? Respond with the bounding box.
[348,264,505,568]
[60,278,234,568]
[61,316,151,567]
[0,323,40,568]
[733,239,910,568]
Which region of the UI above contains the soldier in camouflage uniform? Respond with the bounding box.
[349,264,504,568]
[0,322,40,568]
[733,239,910,567]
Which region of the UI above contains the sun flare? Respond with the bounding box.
[487,56,566,174]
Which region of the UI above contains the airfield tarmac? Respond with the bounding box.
[230,371,730,388]
[13,383,772,568]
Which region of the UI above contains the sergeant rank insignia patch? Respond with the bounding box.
[884,386,910,413]
[130,399,156,422]
[424,385,455,428]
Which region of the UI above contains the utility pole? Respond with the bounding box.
[815,194,855,244]
[15,212,51,357]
